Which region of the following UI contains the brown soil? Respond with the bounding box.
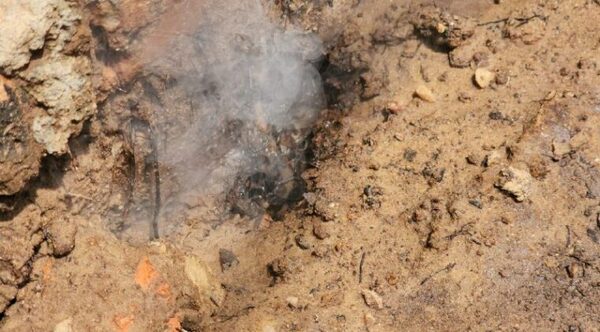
[2,0,600,331]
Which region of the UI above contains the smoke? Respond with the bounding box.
[133,0,324,229]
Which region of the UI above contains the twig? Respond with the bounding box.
[478,14,547,27]
[359,251,366,283]
[420,262,456,285]
[64,192,94,201]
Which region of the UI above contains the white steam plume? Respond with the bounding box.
[136,0,324,226]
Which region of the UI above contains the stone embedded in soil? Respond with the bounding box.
[0,82,7,102]
[218,249,239,271]
[474,68,495,88]
[415,85,436,102]
[566,263,581,278]
[295,234,311,250]
[483,150,503,167]
[267,258,288,280]
[53,317,74,332]
[466,153,482,166]
[410,5,475,49]
[0,0,55,74]
[25,56,95,155]
[313,223,330,240]
[184,256,225,306]
[361,289,383,310]
[364,312,376,327]
[286,296,299,308]
[46,218,77,257]
[552,140,572,160]
[495,167,533,202]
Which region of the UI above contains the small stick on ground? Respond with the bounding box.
[420,262,456,285]
[359,251,366,283]
[149,126,161,241]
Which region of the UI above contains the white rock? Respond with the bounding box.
[474,68,495,89]
[361,289,383,310]
[184,256,225,306]
[415,85,436,102]
[496,167,532,202]
[286,296,299,308]
[0,0,56,73]
[53,318,73,332]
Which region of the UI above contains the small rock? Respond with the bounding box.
[466,154,481,165]
[218,249,239,272]
[488,110,505,121]
[420,65,435,82]
[303,192,317,205]
[262,325,277,332]
[184,256,225,306]
[415,85,436,102]
[267,258,288,278]
[566,262,580,278]
[474,68,495,88]
[295,234,311,250]
[458,92,472,103]
[495,167,533,202]
[53,318,74,332]
[552,140,571,161]
[495,71,510,85]
[286,296,299,308]
[543,90,556,101]
[469,199,483,209]
[543,256,559,269]
[386,101,402,114]
[361,289,383,310]
[404,148,417,162]
[0,83,7,103]
[483,150,503,167]
[364,313,376,327]
[46,218,77,257]
[449,46,473,68]
[313,223,330,240]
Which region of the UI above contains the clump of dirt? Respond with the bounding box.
[1,0,600,331]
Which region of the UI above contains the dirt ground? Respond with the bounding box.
[1,0,600,331]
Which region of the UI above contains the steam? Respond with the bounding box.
[136,0,324,225]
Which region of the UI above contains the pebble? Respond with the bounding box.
[219,249,239,271]
[415,85,436,102]
[474,68,495,88]
[53,318,74,332]
[566,262,580,278]
[295,234,311,250]
[483,150,503,167]
[313,223,330,240]
[286,296,299,308]
[552,140,571,161]
[361,289,383,310]
[543,256,559,269]
[364,313,376,327]
[495,71,509,85]
[466,153,481,166]
[0,83,7,103]
[46,218,77,257]
[386,101,402,113]
[184,256,225,306]
[495,167,532,202]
